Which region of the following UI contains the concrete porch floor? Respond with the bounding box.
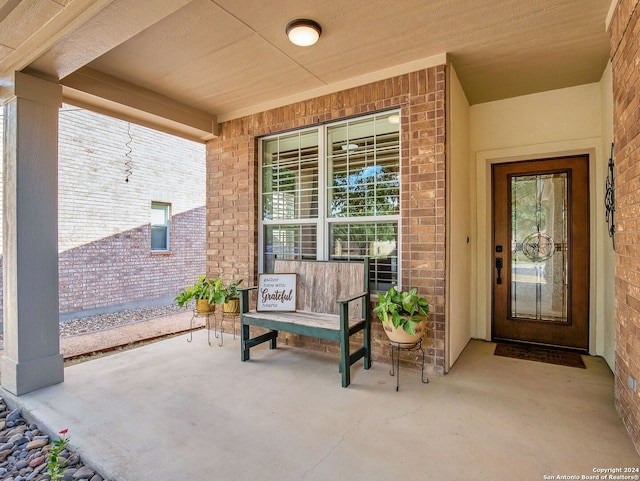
[2,334,639,481]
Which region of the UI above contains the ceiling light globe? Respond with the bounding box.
[286,19,322,46]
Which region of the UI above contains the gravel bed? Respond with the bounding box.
[0,398,104,481]
[0,303,189,350]
[58,304,186,338]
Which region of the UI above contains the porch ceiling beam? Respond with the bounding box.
[62,67,218,142]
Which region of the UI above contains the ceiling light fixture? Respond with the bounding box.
[388,114,400,124]
[341,143,359,151]
[286,19,322,46]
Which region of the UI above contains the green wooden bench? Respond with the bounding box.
[239,259,371,387]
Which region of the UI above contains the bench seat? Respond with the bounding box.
[241,309,366,340]
[239,259,372,387]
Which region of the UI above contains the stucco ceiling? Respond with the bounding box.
[0,0,613,141]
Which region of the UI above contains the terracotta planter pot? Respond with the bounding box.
[195,299,215,315]
[223,298,240,316]
[382,316,426,348]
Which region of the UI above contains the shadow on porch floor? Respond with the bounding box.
[2,335,638,481]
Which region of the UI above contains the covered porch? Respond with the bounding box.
[4,334,638,481]
[1,0,639,461]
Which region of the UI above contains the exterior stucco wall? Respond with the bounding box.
[447,63,472,368]
[469,83,610,364]
[206,66,448,374]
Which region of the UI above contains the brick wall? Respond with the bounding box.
[609,0,640,454]
[206,66,447,374]
[58,207,205,312]
[0,106,206,316]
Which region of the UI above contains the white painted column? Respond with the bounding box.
[1,72,63,395]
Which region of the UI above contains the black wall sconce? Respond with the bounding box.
[605,143,615,249]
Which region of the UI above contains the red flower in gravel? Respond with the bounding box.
[59,429,68,435]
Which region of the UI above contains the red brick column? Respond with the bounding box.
[206,128,258,285]
[609,0,640,454]
[206,65,447,374]
[401,67,447,371]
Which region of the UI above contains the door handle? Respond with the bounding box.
[495,257,503,284]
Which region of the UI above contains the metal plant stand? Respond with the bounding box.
[187,309,215,346]
[214,309,239,347]
[389,339,429,391]
[188,308,239,347]
[220,310,239,343]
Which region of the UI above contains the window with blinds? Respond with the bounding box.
[262,130,319,221]
[260,111,400,291]
[151,202,170,251]
[327,115,400,218]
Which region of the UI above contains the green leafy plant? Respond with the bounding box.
[174,275,225,306]
[222,278,244,302]
[47,428,70,481]
[373,287,429,335]
[207,277,226,305]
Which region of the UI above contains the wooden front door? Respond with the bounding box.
[492,156,589,350]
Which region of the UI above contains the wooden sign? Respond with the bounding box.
[257,273,297,311]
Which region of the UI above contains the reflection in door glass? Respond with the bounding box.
[511,173,568,322]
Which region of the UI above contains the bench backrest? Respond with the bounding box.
[274,259,368,316]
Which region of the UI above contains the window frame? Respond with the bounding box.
[151,201,171,252]
[258,111,401,289]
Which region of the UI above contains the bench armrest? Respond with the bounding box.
[336,291,368,304]
[239,286,258,314]
[337,290,371,330]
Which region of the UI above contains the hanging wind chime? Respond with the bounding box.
[124,122,133,183]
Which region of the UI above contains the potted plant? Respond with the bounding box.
[373,287,429,347]
[175,275,225,315]
[222,278,244,316]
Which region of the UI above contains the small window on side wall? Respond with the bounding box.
[151,202,170,251]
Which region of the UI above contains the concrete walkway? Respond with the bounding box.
[2,334,639,481]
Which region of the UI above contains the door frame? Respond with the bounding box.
[473,141,603,355]
[491,156,590,349]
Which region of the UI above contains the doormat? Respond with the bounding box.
[494,342,586,369]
